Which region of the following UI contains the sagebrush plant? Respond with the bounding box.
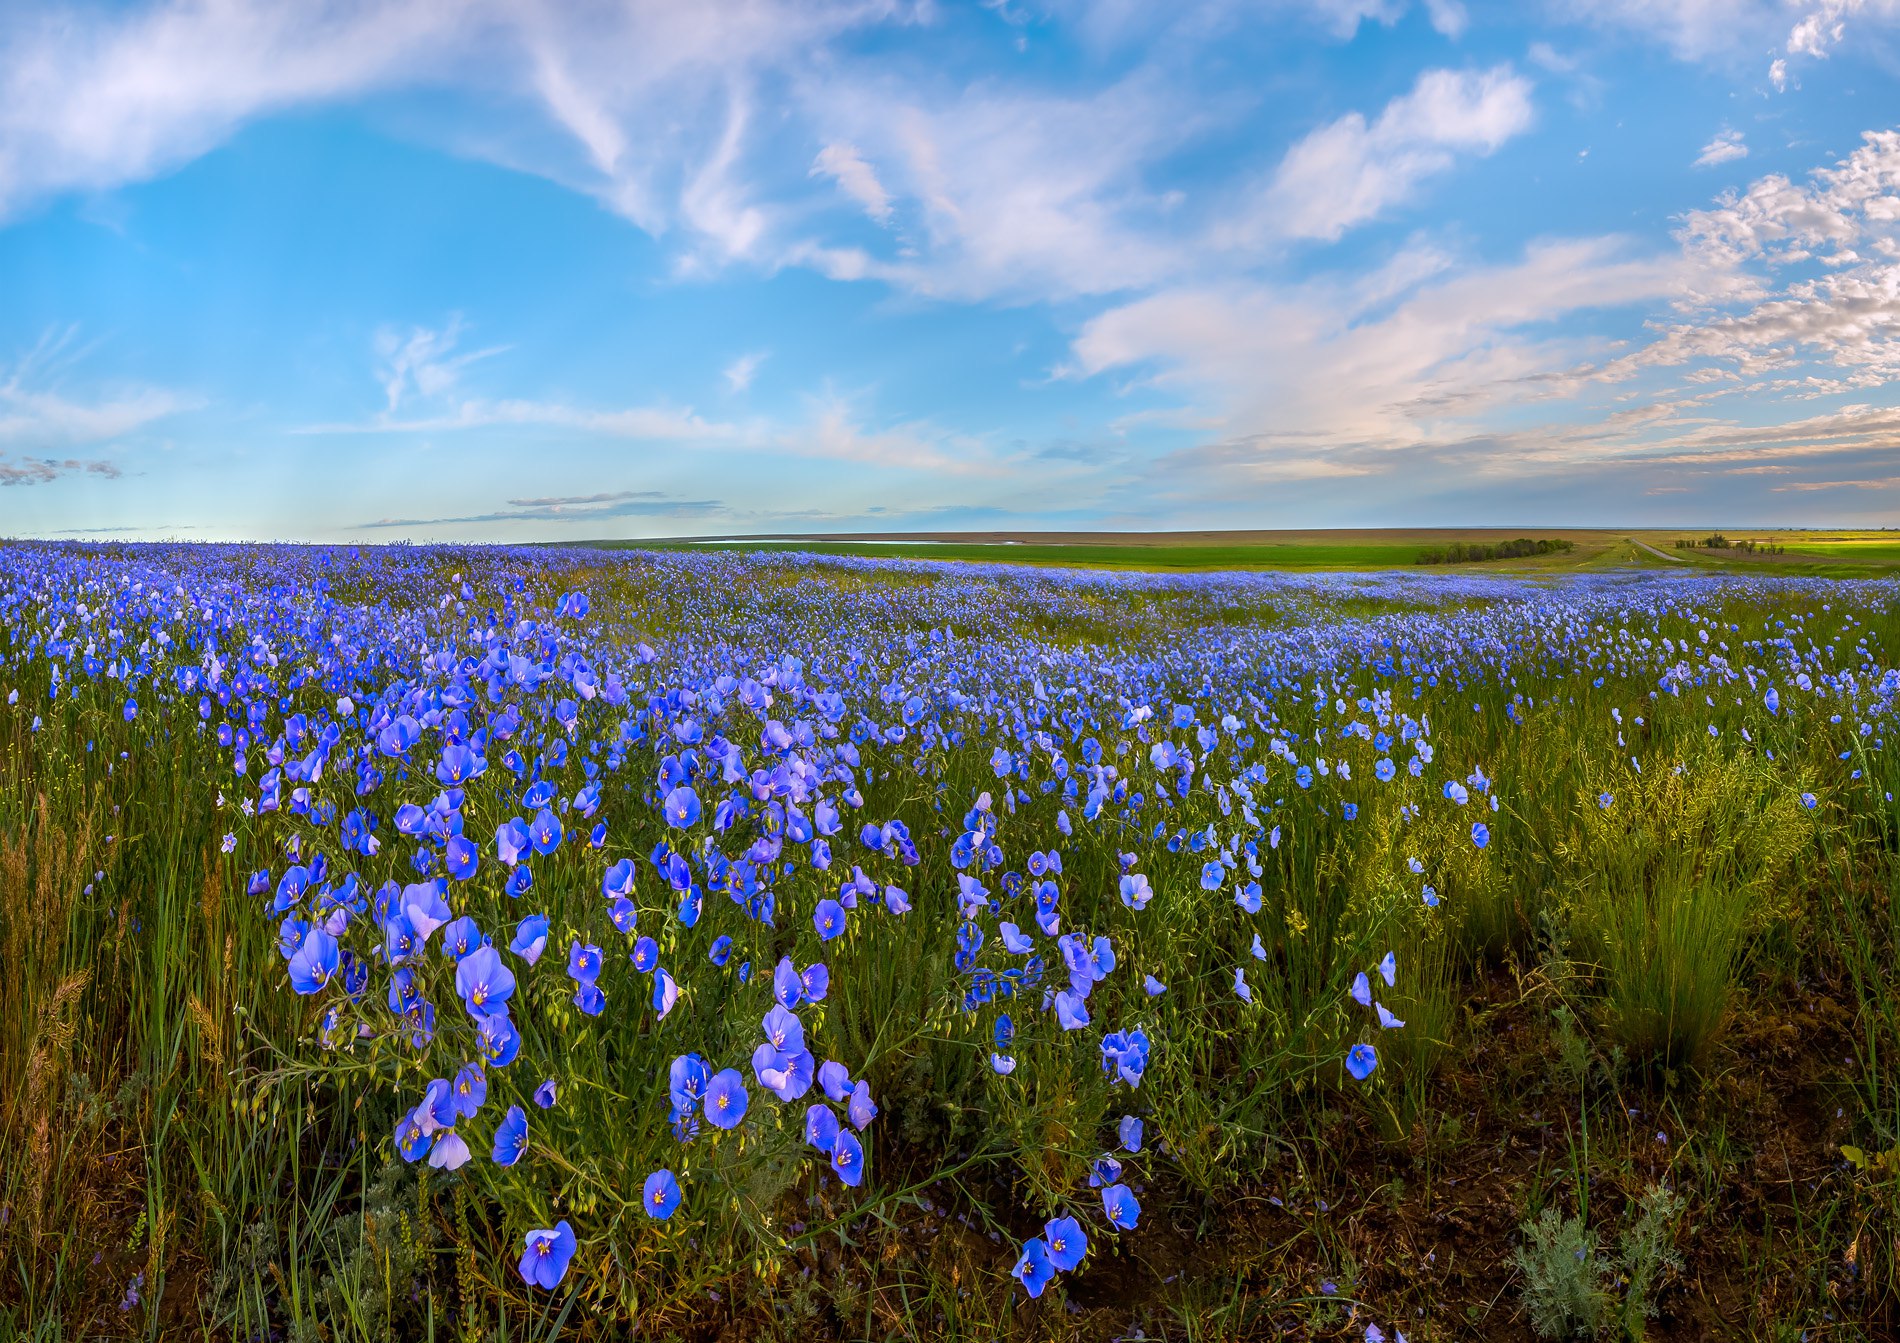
[1615,1184,1686,1338]
[1514,1205,1608,1340]
[0,544,1893,1339]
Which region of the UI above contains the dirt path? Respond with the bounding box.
[1629,537,1688,563]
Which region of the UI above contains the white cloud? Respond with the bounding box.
[1423,0,1469,37]
[0,1,888,238]
[1619,130,1900,384]
[0,328,195,451]
[1244,65,1533,243]
[799,72,1200,300]
[1071,235,1686,460]
[1298,0,1406,38]
[723,352,767,393]
[811,143,893,223]
[374,317,508,412]
[1068,126,1900,512]
[1693,128,1748,169]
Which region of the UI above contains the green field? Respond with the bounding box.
[573,531,1900,577]
[641,539,1436,570]
[585,532,1630,573]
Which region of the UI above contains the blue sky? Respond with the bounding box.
[3,0,1899,541]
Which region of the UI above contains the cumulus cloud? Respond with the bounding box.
[1694,128,1748,168]
[1245,65,1533,243]
[1056,124,1900,517]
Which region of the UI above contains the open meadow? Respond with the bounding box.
[4,541,1899,1341]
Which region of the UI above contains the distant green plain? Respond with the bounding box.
[572,530,1900,576]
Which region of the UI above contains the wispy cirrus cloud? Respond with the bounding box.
[0,329,195,481]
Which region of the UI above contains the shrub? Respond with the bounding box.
[1514,1207,1608,1339]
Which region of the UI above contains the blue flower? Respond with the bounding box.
[567,941,602,984]
[528,808,563,856]
[1119,1114,1144,1153]
[517,1220,576,1290]
[492,1105,527,1166]
[831,1128,865,1186]
[1044,1216,1087,1272]
[632,936,659,973]
[1144,974,1167,996]
[643,1169,682,1220]
[455,946,514,1017]
[652,966,681,1019]
[533,1079,558,1109]
[602,857,636,899]
[394,1106,432,1162]
[773,955,805,1008]
[663,786,703,829]
[1055,990,1091,1030]
[452,1063,486,1119]
[287,927,339,994]
[669,1053,711,1113]
[444,834,478,881]
[1346,1043,1379,1081]
[478,1013,520,1067]
[1199,860,1224,890]
[848,1079,878,1131]
[1471,822,1490,849]
[427,1130,471,1170]
[818,1060,854,1103]
[813,898,846,941]
[805,1103,840,1153]
[495,818,530,866]
[1234,967,1252,1003]
[1102,1183,1141,1230]
[1012,1237,1054,1297]
[705,1068,748,1129]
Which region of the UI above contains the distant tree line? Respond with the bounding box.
[1674,534,1784,554]
[1417,537,1575,565]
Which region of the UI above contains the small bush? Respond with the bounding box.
[1615,1184,1685,1337]
[1514,1207,1608,1339]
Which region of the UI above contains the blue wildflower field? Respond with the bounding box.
[3,542,1899,1340]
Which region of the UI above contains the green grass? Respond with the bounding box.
[621,539,1439,571]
